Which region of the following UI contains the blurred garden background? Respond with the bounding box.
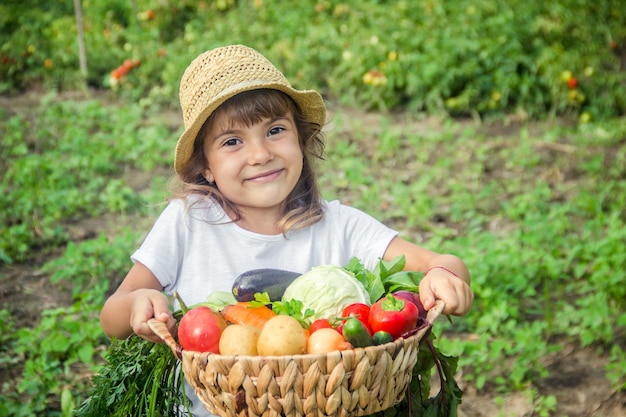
[1,1,625,416]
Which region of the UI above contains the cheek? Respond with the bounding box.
[291,150,304,176]
[209,162,232,183]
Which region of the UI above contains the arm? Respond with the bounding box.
[100,262,176,343]
[383,237,473,316]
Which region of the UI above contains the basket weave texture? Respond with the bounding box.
[149,300,444,417]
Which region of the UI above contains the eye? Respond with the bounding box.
[223,137,241,147]
[268,126,285,136]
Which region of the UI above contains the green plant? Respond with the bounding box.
[0,303,105,417]
[42,229,144,303]
[75,334,186,417]
[0,95,171,264]
[3,0,625,118]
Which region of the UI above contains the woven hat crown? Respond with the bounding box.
[174,44,326,174]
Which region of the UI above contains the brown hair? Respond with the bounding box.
[173,89,326,233]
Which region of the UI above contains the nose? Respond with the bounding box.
[247,138,273,165]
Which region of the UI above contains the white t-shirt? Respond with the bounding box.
[130,196,398,416]
[132,197,398,307]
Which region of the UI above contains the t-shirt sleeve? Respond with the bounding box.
[326,201,398,270]
[131,200,186,291]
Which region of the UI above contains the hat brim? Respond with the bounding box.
[174,81,325,175]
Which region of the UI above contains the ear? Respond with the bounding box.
[204,168,214,183]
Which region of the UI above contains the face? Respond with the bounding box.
[202,110,303,216]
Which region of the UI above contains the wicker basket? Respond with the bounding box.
[149,300,444,417]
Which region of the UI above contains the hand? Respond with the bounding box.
[129,289,176,343]
[419,268,474,316]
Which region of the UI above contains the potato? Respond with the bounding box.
[257,315,307,356]
[219,324,260,355]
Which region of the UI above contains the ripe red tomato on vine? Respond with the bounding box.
[567,77,578,89]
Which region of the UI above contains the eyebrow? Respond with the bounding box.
[212,116,291,140]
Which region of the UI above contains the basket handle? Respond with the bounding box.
[426,299,445,325]
[147,318,183,360]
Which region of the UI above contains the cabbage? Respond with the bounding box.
[281,265,370,320]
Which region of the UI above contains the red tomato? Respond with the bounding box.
[567,77,578,89]
[309,318,333,334]
[178,306,227,353]
[340,303,372,335]
[368,294,418,339]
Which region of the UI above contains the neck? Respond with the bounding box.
[226,206,283,235]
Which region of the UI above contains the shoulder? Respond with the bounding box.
[164,195,224,217]
[316,200,391,235]
[323,199,355,213]
[149,196,227,233]
[322,199,374,220]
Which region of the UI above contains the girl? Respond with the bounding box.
[100,44,473,416]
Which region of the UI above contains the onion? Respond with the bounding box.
[307,328,352,354]
[392,290,426,319]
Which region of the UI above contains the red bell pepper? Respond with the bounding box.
[368,294,418,339]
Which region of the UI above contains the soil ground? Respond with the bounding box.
[0,91,624,417]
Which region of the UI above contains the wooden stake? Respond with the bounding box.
[73,0,88,81]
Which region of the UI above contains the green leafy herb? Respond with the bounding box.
[250,292,315,327]
[75,331,189,417]
[345,255,422,302]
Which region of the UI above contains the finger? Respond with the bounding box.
[458,285,475,315]
[151,294,173,322]
[139,332,164,344]
[441,291,460,315]
[448,283,473,315]
[131,318,168,343]
[130,306,153,335]
[424,276,460,314]
[418,277,436,310]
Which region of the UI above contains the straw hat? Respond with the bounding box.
[174,44,326,174]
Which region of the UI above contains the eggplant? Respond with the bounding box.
[232,268,301,302]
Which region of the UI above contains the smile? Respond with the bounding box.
[246,169,284,182]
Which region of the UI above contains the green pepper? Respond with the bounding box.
[342,317,372,348]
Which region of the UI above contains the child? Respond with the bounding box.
[100,44,473,416]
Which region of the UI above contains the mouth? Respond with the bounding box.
[246,169,284,183]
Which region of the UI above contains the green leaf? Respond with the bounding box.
[252,292,315,327]
[344,257,367,275]
[77,343,94,364]
[344,257,386,303]
[383,271,422,293]
[379,256,406,278]
[60,388,75,417]
[204,290,237,311]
